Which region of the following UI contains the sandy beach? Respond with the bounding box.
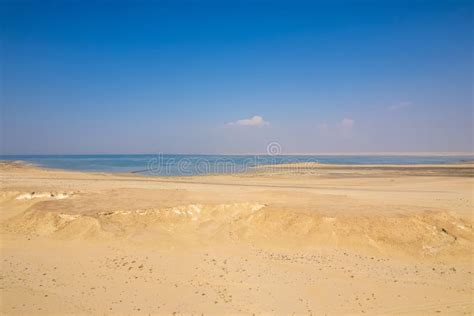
[0,161,473,314]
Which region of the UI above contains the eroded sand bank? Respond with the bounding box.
[0,162,473,314]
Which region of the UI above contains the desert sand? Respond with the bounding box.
[0,161,473,315]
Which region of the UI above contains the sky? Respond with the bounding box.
[1,0,472,154]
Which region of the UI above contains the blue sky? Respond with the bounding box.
[1,0,472,154]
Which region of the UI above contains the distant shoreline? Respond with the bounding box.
[2,159,473,179]
[1,153,473,177]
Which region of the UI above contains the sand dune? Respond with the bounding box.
[3,199,472,260]
[0,162,473,314]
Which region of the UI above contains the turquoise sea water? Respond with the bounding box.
[0,154,471,176]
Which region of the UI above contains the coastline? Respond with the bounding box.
[1,155,473,178]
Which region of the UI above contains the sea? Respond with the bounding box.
[0,154,472,176]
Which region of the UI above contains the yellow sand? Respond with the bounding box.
[0,161,473,314]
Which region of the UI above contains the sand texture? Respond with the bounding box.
[0,162,473,314]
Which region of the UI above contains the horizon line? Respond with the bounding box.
[1,151,473,157]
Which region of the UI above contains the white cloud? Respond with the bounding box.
[388,101,412,111]
[340,118,354,129]
[227,115,270,127]
[338,118,355,136]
